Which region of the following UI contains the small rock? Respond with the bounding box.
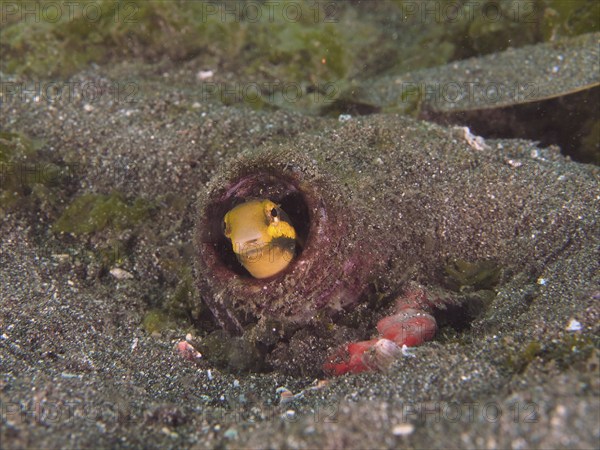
[110,268,133,280]
[223,428,238,439]
[566,318,582,332]
[175,341,202,360]
[505,158,523,168]
[457,126,490,151]
[276,387,303,405]
[392,423,415,436]
[197,70,214,80]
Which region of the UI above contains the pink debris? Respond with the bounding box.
[323,285,439,376]
[176,340,202,361]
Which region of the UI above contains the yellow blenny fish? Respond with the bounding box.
[223,199,297,279]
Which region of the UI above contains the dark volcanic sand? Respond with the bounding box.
[1,61,599,449]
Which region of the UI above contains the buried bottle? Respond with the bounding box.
[194,115,598,373]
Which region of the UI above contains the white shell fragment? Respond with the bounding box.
[373,338,403,370]
[566,318,582,332]
[276,386,305,405]
[175,341,202,360]
[401,344,416,358]
[197,69,214,80]
[505,158,523,168]
[458,126,490,151]
[110,268,133,280]
[392,423,415,436]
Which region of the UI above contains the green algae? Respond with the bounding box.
[444,258,501,291]
[53,192,153,235]
[48,192,156,278]
[545,334,598,370]
[142,272,200,336]
[1,1,349,86]
[97,238,130,267]
[504,334,598,374]
[197,330,266,373]
[504,340,542,374]
[419,0,599,59]
[1,0,213,78]
[4,1,597,116]
[0,131,41,161]
[142,309,176,335]
[3,1,596,80]
[1,131,49,192]
[538,0,600,40]
[0,130,72,215]
[0,131,153,274]
[140,262,208,338]
[165,266,205,325]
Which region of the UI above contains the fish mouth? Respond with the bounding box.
[230,235,264,252]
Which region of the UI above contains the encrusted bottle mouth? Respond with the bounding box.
[195,153,365,334]
[199,172,312,279]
